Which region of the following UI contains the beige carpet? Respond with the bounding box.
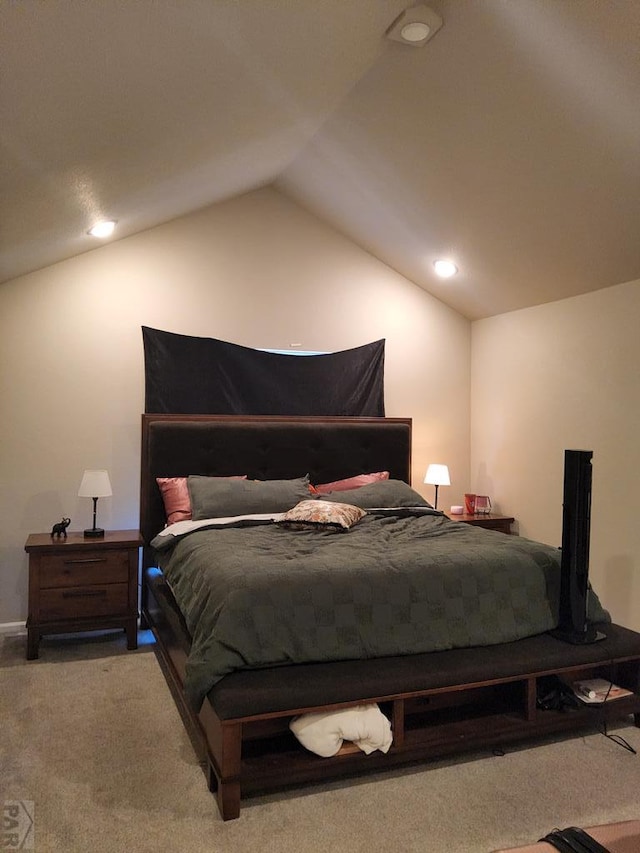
[2,630,640,853]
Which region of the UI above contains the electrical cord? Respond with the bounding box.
[597,661,637,754]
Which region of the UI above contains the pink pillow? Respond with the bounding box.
[312,471,389,496]
[156,476,246,525]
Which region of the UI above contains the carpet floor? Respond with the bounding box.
[2,630,639,852]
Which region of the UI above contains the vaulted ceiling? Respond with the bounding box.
[2,0,639,319]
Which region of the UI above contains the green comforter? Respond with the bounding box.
[152,511,607,711]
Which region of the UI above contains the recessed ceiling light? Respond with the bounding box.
[87,220,117,238]
[434,260,458,278]
[400,22,431,42]
[386,5,443,47]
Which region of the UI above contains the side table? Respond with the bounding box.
[25,529,142,659]
[444,512,515,534]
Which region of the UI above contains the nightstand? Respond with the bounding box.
[25,529,142,660]
[444,512,515,534]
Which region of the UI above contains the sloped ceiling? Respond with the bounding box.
[2,0,639,319]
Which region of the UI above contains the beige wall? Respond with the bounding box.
[0,186,470,624]
[471,279,640,631]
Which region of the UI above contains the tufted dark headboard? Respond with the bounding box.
[140,414,412,554]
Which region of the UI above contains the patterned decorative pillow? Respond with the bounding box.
[157,475,247,525]
[278,499,366,532]
[311,471,389,495]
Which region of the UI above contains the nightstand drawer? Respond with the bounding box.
[38,583,129,620]
[38,549,130,587]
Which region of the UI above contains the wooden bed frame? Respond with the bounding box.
[140,414,640,820]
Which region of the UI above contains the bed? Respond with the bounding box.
[140,414,640,820]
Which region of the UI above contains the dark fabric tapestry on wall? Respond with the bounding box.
[142,327,385,416]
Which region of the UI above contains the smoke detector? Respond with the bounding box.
[386,5,443,47]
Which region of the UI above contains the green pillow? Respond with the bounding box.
[188,474,310,520]
[323,479,430,509]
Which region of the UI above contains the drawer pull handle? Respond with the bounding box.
[63,558,108,566]
[62,589,108,599]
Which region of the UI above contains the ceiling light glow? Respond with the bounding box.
[88,220,117,238]
[434,260,458,278]
[400,22,431,42]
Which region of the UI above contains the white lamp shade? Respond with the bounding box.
[78,469,112,498]
[424,464,450,487]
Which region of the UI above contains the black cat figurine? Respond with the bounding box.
[51,517,71,538]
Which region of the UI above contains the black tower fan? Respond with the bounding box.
[551,449,605,644]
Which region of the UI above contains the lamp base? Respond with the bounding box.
[84,527,105,538]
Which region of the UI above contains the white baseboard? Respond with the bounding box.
[0,621,26,635]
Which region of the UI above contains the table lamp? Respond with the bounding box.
[78,469,112,538]
[424,463,450,510]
